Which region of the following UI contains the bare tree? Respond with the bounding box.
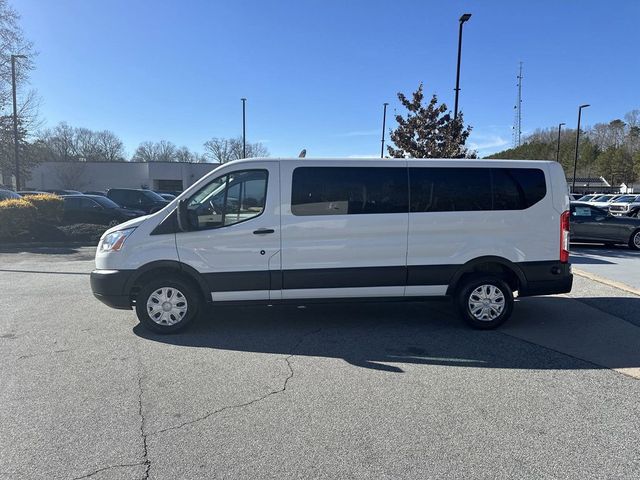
[40,122,125,162]
[175,145,206,163]
[95,130,125,162]
[0,0,40,183]
[155,140,177,162]
[203,136,269,163]
[131,141,158,162]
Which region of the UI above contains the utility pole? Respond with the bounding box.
[380,102,388,158]
[556,122,565,162]
[454,13,472,121]
[241,98,247,159]
[572,104,590,193]
[11,54,27,191]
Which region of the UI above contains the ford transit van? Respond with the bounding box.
[90,158,573,333]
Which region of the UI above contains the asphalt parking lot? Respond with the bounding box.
[1,247,640,479]
[571,243,640,292]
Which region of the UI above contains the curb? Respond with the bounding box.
[0,241,97,249]
[573,267,640,297]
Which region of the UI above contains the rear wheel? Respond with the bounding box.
[135,277,201,333]
[629,230,640,251]
[456,276,514,329]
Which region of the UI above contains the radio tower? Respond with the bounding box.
[512,62,523,148]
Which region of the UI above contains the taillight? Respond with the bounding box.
[560,210,570,263]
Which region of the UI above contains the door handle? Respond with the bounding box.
[253,228,275,235]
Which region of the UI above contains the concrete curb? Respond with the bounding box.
[573,267,640,297]
[0,241,97,250]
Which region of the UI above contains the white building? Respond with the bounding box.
[24,161,221,192]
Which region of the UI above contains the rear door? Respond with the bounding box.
[279,161,409,300]
[175,161,281,302]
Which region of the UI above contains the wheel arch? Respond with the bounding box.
[124,260,209,303]
[446,256,527,296]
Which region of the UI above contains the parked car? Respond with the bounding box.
[154,190,183,197]
[0,189,21,201]
[91,158,573,333]
[63,195,146,226]
[577,194,598,202]
[570,202,640,249]
[83,190,107,196]
[43,189,84,196]
[586,194,624,207]
[105,189,169,214]
[157,193,176,201]
[608,195,640,217]
[17,190,48,197]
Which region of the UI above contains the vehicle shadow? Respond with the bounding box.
[133,296,640,373]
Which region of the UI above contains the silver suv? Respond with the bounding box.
[608,195,640,217]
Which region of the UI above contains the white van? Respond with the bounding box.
[91,158,572,332]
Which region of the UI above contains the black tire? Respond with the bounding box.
[456,276,514,329]
[629,229,640,251]
[135,277,201,333]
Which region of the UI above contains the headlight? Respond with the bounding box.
[99,228,135,253]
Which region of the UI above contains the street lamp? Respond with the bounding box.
[241,98,247,158]
[571,104,590,193]
[380,102,388,158]
[556,122,565,162]
[454,13,472,121]
[11,54,27,191]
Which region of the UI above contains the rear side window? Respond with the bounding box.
[492,168,546,210]
[410,168,492,212]
[291,167,408,216]
[410,167,546,212]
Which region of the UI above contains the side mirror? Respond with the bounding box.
[176,199,190,232]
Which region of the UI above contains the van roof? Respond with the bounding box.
[225,157,558,167]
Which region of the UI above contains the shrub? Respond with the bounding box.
[58,223,107,243]
[26,194,64,223]
[0,199,37,239]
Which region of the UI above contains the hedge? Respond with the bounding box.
[25,194,63,223]
[0,199,37,239]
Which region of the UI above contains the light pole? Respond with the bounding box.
[11,54,27,191]
[380,102,388,158]
[241,98,247,158]
[556,122,565,162]
[572,104,590,193]
[454,13,472,121]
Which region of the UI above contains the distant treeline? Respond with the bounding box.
[487,110,640,185]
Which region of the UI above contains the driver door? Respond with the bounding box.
[175,162,281,302]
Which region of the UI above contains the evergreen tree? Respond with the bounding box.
[387,83,472,158]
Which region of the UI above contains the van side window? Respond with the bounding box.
[186,169,268,230]
[410,168,492,212]
[291,167,408,216]
[409,167,546,212]
[492,168,546,210]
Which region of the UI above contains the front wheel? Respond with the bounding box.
[456,276,514,329]
[135,277,201,333]
[629,230,640,251]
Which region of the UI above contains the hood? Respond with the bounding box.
[101,214,150,238]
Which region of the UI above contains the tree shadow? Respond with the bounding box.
[133,296,640,373]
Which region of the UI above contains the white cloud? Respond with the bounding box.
[467,134,510,152]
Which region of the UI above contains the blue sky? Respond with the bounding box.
[14,0,640,158]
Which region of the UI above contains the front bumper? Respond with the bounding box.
[90,269,134,310]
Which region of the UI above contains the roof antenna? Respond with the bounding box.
[298,149,307,158]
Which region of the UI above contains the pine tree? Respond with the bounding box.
[387,83,472,158]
